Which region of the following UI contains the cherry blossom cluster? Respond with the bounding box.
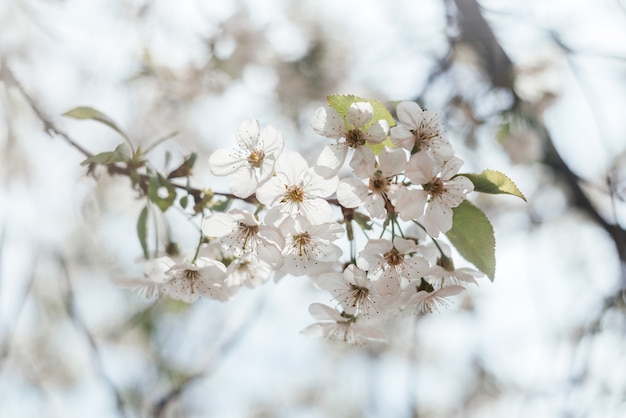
[143,100,482,345]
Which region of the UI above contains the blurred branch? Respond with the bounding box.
[151,297,266,418]
[0,60,94,158]
[56,254,131,418]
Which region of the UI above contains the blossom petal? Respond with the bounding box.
[310,107,345,139]
[235,119,260,151]
[202,213,238,238]
[316,143,348,174]
[337,177,369,208]
[230,167,258,198]
[308,302,344,321]
[396,101,424,130]
[345,102,374,129]
[208,148,246,176]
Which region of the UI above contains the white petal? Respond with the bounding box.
[300,198,334,225]
[378,147,407,177]
[202,213,237,238]
[349,147,376,179]
[346,102,374,129]
[337,177,369,208]
[441,156,464,180]
[364,194,386,219]
[255,177,286,207]
[316,143,348,174]
[208,148,246,176]
[310,107,345,139]
[362,120,389,144]
[396,101,423,130]
[393,188,427,221]
[235,119,260,151]
[260,124,284,156]
[390,126,416,150]
[308,302,344,321]
[230,167,258,198]
[405,152,438,185]
[303,167,338,198]
[276,152,308,184]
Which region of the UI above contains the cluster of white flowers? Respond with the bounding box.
[143,100,481,345]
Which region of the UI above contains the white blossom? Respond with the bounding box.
[401,281,466,314]
[356,237,429,297]
[202,208,284,268]
[301,303,388,345]
[336,147,407,219]
[145,256,231,303]
[256,152,338,225]
[208,119,284,198]
[311,102,389,177]
[279,216,344,276]
[402,153,474,237]
[390,101,454,162]
[317,264,385,317]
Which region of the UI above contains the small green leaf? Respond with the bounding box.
[461,170,526,201]
[137,206,149,259]
[63,106,129,140]
[148,174,177,212]
[179,195,189,209]
[445,200,496,281]
[80,143,130,166]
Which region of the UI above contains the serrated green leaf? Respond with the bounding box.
[445,200,496,281]
[326,95,396,155]
[80,143,130,166]
[148,174,177,212]
[461,170,526,201]
[137,206,149,259]
[63,106,129,140]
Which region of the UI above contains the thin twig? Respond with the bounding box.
[56,254,130,418]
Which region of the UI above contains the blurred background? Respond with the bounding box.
[1,0,625,417]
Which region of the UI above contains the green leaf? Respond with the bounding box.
[148,174,177,212]
[179,195,189,209]
[80,143,130,166]
[445,200,496,281]
[326,94,396,155]
[461,170,526,201]
[63,106,129,140]
[137,206,149,259]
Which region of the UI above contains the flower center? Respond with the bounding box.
[237,223,259,250]
[426,178,446,197]
[349,284,369,306]
[182,269,201,293]
[346,129,366,148]
[384,248,404,266]
[369,170,389,194]
[292,232,312,257]
[284,185,305,203]
[247,149,265,168]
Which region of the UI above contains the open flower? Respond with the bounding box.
[401,279,466,314]
[390,101,454,162]
[145,256,232,303]
[401,153,474,237]
[279,216,344,276]
[301,303,388,345]
[317,264,384,317]
[208,119,284,198]
[256,152,338,225]
[311,102,389,177]
[356,237,429,297]
[336,147,407,219]
[202,208,284,269]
